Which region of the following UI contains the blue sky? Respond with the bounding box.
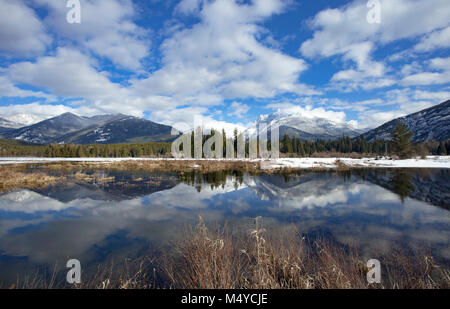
[0,0,449,132]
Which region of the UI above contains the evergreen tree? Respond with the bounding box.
[390,122,413,159]
[281,134,293,154]
[437,141,447,155]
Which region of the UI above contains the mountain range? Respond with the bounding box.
[249,112,364,142]
[0,113,176,144]
[0,99,448,145]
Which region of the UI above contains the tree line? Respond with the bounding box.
[0,140,171,158]
[280,122,450,158]
[0,122,448,158]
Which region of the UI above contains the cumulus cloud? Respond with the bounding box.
[415,26,450,52]
[0,76,56,101]
[357,88,443,128]
[150,105,246,135]
[265,102,350,124]
[0,0,51,57]
[401,56,450,86]
[34,0,150,70]
[300,0,450,90]
[7,48,124,100]
[0,102,100,120]
[228,102,250,119]
[133,0,317,101]
[0,0,449,132]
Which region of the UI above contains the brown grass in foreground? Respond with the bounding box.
[164,219,449,289]
[3,216,449,289]
[5,220,449,289]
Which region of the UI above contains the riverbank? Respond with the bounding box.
[0,156,449,170]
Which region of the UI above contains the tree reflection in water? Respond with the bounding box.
[391,170,415,203]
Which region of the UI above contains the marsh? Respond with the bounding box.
[0,166,449,288]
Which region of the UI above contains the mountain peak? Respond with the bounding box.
[58,112,82,118]
[249,111,363,141]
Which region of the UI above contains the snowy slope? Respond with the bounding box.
[3,114,46,127]
[248,111,363,141]
[361,100,450,142]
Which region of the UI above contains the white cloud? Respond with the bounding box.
[301,0,449,57]
[1,0,448,132]
[415,26,450,52]
[300,0,450,90]
[0,76,56,101]
[0,102,97,120]
[7,48,123,100]
[35,0,150,70]
[430,57,450,71]
[0,0,51,57]
[150,106,246,135]
[357,88,446,128]
[265,102,349,124]
[413,90,450,101]
[401,57,450,86]
[133,0,317,102]
[228,102,250,119]
[401,72,450,86]
[175,0,203,15]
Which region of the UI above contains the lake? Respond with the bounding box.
[0,167,449,286]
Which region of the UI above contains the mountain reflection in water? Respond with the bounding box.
[0,168,449,284]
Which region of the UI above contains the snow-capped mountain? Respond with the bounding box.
[248,111,363,141]
[3,114,46,127]
[361,99,450,142]
[0,112,177,144]
[0,117,24,129]
[1,112,104,144]
[55,115,175,144]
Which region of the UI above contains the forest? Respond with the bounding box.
[0,123,449,158]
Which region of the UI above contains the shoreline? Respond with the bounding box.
[0,156,449,170]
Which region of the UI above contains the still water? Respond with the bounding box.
[0,168,449,284]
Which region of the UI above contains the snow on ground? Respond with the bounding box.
[0,156,449,169]
[261,156,450,169]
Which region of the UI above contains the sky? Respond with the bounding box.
[0,0,449,132]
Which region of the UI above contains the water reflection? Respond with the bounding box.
[0,168,449,284]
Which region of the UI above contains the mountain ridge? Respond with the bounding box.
[0,112,176,144]
[248,112,364,141]
[360,100,450,142]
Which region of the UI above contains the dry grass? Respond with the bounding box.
[0,165,66,192]
[75,257,157,289]
[7,257,157,290]
[0,165,118,193]
[31,160,262,174]
[5,220,449,289]
[164,219,450,289]
[164,217,243,289]
[34,159,351,175]
[100,160,262,173]
[72,171,115,183]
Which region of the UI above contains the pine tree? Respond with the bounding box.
[283,134,293,154]
[391,121,413,159]
[437,141,447,155]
